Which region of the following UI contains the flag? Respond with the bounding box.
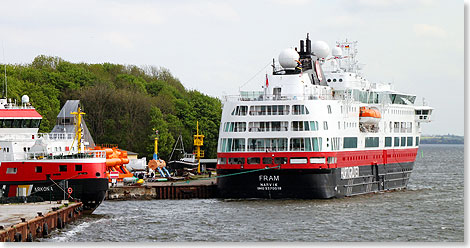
[265,74,269,87]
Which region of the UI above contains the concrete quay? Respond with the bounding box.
[0,201,83,242]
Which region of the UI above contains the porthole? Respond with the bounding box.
[339,79,343,82]
[333,79,337,82]
[327,79,331,82]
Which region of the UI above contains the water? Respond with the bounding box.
[42,144,464,242]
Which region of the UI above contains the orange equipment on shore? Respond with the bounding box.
[90,145,134,182]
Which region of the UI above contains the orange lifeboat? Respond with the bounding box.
[359,107,381,124]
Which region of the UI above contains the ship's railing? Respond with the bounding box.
[0,150,107,161]
[0,132,75,141]
[223,92,351,102]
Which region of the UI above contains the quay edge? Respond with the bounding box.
[0,202,84,242]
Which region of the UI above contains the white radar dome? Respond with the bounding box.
[21,95,29,103]
[278,48,300,69]
[332,46,343,57]
[312,41,330,59]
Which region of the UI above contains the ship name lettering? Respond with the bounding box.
[341,166,360,179]
[259,175,279,182]
[34,186,53,192]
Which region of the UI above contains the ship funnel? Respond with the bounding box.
[300,40,305,53]
[306,33,311,54]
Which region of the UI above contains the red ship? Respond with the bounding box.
[0,97,108,213]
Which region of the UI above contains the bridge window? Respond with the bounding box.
[416,137,420,146]
[401,137,406,147]
[385,137,392,147]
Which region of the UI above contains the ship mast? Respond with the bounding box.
[71,105,86,153]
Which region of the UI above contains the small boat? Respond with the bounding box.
[359,106,381,124]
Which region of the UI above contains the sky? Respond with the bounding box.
[0,0,464,135]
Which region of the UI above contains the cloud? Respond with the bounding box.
[340,0,436,12]
[270,0,313,5]
[413,24,447,38]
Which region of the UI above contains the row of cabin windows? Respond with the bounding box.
[218,156,329,165]
[388,109,414,115]
[7,164,83,174]
[219,137,323,152]
[231,105,310,116]
[343,136,418,149]
[220,136,420,153]
[223,121,324,132]
[391,122,413,133]
[0,119,41,128]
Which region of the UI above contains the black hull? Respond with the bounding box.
[217,162,414,199]
[0,178,108,214]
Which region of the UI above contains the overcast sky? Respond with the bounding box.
[0,0,463,135]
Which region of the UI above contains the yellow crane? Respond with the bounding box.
[70,105,85,153]
[193,121,204,174]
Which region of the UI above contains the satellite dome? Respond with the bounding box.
[332,46,343,57]
[312,41,330,59]
[278,48,300,69]
[21,95,29,103]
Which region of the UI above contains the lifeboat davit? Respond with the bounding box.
[359,107,381,124]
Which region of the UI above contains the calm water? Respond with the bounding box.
[42,144,464,242]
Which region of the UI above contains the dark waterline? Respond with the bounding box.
[42,144,464,242]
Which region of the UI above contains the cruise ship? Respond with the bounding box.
[216,34,433,198]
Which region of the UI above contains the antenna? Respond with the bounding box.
[2,41,6,98]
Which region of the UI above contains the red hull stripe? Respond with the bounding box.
[0,161,107,182]
[0,109,42,118]
[217,148,418,170]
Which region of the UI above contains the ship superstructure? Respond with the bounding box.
[0,97,108,213]
[216,35,433,198]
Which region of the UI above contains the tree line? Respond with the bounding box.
[1,55,222,160]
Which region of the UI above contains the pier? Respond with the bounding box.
[0,201,83,242]
[106,178,217,200]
